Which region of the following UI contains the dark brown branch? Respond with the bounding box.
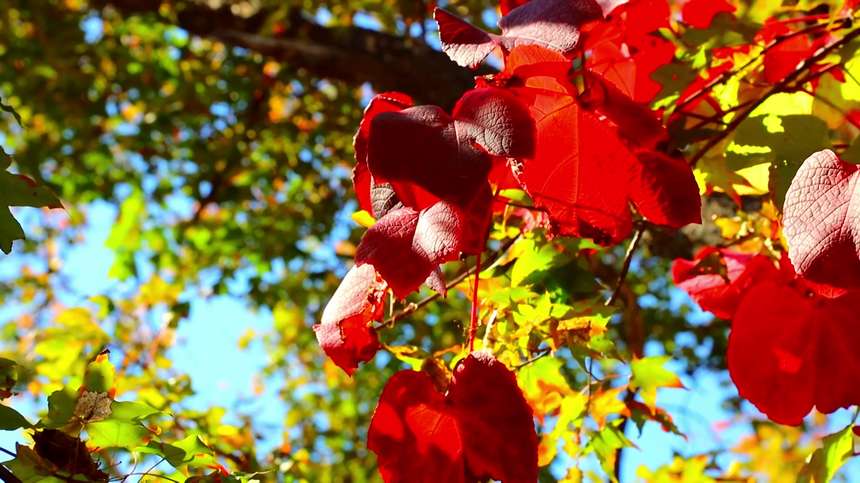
[605,227,644,306]
[97,1,475,107]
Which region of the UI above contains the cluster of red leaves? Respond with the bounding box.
[316,0,710,479]
[674,233,860,424]
[318,0,701,376]
[368,351,538,482]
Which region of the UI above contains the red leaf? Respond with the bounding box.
[434,8,497,69]
[672,248,776,319]
[503,49,698,243]
[581,0,675,104]
[368,352,537,483]
[498,0,602,53]
[580,72,667,147]
[367,87,534,209]
[681,0,736,29]
[448,351,538,482]
[314,264,386,375]
[436,0,601,68]
[368,371,465,483]
[500,0,530,15]
[728,280,860,425]
[515,88,633,243]
[763,34,813,84]
[354,92,414,214]
[356,202,466,299]
[783,149,860,289]
[630,152,702,228]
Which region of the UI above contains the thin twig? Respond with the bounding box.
[605,227,644,306]
[674,17,845,114]
[515,348,552,370]
[375,234,521,328]
[0,464,20,483]
[467,253,482,352]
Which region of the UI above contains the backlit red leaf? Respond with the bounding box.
[448,350,538,482]
[314,264,386,375]
[763,34,814,84]
[630,152,702,228]
[672,248,776,319]
[783,149,860,288]
[728,280,860,425]
[368,352,537,483]
[681,0,735,29]
[368,371,465,483]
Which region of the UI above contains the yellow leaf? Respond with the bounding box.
[351,210,376,228]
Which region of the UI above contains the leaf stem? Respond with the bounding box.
[467,253,482,352]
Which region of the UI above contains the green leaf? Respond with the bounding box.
[42,387,77,428]
[0,171,62,254]
[86,419,150,449]
[0,404,30,430]
[798,424,856,483]
[630,356,685,410]
[83,356,115,393]
[109,401,161,422]
[510,239,560,287]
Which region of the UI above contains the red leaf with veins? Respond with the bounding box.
[498,0,602,52]
[356,202,465,299]
[783,149,860,288]
[368,371,465,483]
[448,351,538,482]
[672,248,776,319]
[354,92,414,213]
[313,264,386,375]
[681,0,735,29]
[505,46,698,243]
[367,87,533,209]
[368,351,537,483]
[435,0,601,68]
[516,87,633,243]
[729,280,860,425]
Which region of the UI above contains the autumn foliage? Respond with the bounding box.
[311,0,860,479]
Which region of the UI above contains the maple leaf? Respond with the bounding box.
[354,92,414,214]
[728,278,860,425]
[355,202,466,299]
[435,0,602,69]
[672,247,776,319]
[783,149,860,288]
[368,351,537,483]
[681,0,735,29]
[366,87,534,210]
[313,264,386,375]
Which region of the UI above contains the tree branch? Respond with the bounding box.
[688,24,860,167]
[96,1,475,107]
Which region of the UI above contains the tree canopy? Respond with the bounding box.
[0,0,859,481]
